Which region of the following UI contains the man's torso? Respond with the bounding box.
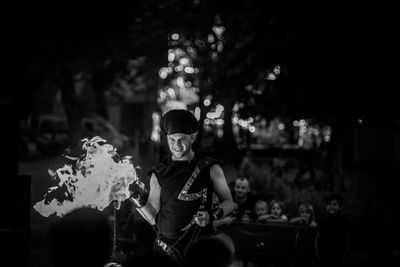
[150,154,216,242]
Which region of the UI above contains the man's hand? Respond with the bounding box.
[233,202,238,211]
[194,211,210,227]
[220,215,235,225]
[128,180,148,208]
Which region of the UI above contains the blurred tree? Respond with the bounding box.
[10,1,166,147]
[8,1,395,169]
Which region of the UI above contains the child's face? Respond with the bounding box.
[300,208,311,221]
[255,202,268,217]
[270,203,282,216]
[326,199,341,215]
[241,210,252,222]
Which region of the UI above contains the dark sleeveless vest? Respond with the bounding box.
[148,154,221,249]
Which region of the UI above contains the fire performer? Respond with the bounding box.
[130,109,234,262]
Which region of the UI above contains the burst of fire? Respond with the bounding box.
[33,136,139,217]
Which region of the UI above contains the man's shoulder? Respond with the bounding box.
[195,152,224,168]
[148,158,171,177]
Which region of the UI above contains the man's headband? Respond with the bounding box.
[160,109,199,135]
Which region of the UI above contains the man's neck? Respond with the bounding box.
[236,194,248,205]
[172,150,195,161]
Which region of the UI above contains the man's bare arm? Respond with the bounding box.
[210,164,234,218]
[133,173,161,225]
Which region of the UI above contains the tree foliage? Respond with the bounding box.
[8,1,395,155]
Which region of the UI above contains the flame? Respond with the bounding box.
[33,136,138,217]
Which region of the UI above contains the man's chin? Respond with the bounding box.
[172,152,185,159]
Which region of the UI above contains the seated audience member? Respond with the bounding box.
[289,203,317,227]
[231,177,258,222]
[262,199,288,223]
[240,210,253,223]
[254,199,268,223]
[48,207,113,267]
[183,236,233,267]
[314,193,351,267]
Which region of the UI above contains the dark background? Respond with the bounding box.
[1,1,398,266]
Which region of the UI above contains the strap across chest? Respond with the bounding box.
[177,157,212,201]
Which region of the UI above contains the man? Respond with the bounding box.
[231,177,257,222]
[130,109,234,261]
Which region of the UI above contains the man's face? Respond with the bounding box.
[326,199,341,215]
[167,133,194,159]
[234,179,250,198]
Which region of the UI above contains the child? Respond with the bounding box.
[254,199,268,222]
[240,210,253,223]
[259,199,288,223]
[314,193,351,266]
[289,203,317,227]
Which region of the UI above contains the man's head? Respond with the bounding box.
[167,133,196,160]
[161,109,198,136]
[234,177,250,199]
[161,109,198,160]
